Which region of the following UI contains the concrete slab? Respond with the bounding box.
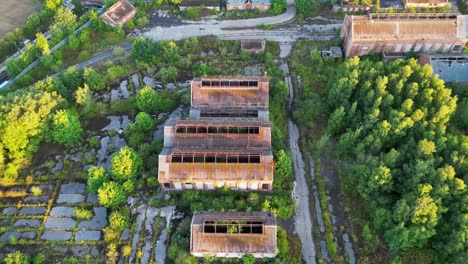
[45,217,76,229]
[71,245,99,258]
[0,231,36,242]
[2,207,16,216]
[102,116,121,131]
[143,76,154,88]
[120,228,130,241]
[57,194,85,203]
[18,206,46,215]
[49,206,75,217]
[51,159,63,173]
[78,207,107,229]
[87,192,99,203]
[41,231,72,241]
[60,183,85,194]
[75,230,101,241]
[23,195,49,204]
[13,219,41,228]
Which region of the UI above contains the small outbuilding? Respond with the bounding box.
[100,0,136,27]
[190,212,278,258]
[241,40,265,54]
[226,0,271,11]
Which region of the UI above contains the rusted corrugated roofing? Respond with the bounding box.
[346,14,468,40]
[191,212,277,257]
[191,76,270,109]
[100,0,136,27]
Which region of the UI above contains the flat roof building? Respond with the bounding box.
[190,212,278,258]
[100,0,136,27]
[402,0,449,9]
[341,13,468,57]
[419,53,468,83]
[226,0,271,11]
[158,120,274,191]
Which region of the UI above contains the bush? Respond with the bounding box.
[74,208,93,220]
[110,146,143,182]
[87,166,110,193]
[184,7,202,20]
[51,109,83,146]
[243,254,255,264]
[97,181,126,208]
[31,186,42,196]
[109,208,130,232]
[4,251,29,264]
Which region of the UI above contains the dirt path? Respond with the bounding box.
[280,45,317,264]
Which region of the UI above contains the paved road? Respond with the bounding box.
[279,45,317,264]
[143,5,297,41]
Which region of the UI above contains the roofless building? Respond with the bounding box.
[159,76,274,191]
[190,212,278,258]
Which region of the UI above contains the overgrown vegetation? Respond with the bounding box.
[326,57,466,263]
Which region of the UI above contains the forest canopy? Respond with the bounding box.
[326,57,467,262]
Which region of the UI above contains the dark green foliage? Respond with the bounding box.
[295,0,317,17]
[242,254,255,264]
[87,166,110,193]
[136,112,154,132]
[327,57,466,261]
[136,86,178,114]
[132,37,158,65]
[51,109,83,146]
[270,0,287,14]
[83,67,106,91]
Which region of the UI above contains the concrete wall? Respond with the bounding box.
[344,39,466,57]
[160,180,272,191]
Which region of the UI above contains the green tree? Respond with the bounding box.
[274,150,292,190]
[45,0,62,10]
[68,34,79,51]
[158,66,178,84]
[83,67,105,91]
[98,181,126,208]
[132,37,157,64]
[110,146,143,182]
[87,166,110,193]
[51,109,83,146]
[242,254,255,264]
[36,33,50,55]
[136,112,154,132]
[136,86,158,113]
[53,7,77,32]
[296,0,317,17]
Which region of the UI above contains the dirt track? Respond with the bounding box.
[0,0,40,38]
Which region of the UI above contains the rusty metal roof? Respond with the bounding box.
[100,0,135,27]
[191,212,277,256]
[346,14,467,40]
[191,76,270,109]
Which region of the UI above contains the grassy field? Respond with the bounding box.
[0,0,40,38]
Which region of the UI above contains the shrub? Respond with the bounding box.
[4,251,29,264]
[122,245,132,257]
[110,146,143,182]
[74,208,93,220]
[87,166,110,193]
[97,181,126,208]
[109,208,130,232]
[31,186,42,196]
[51,109,83,146]
[243,254,255,264]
